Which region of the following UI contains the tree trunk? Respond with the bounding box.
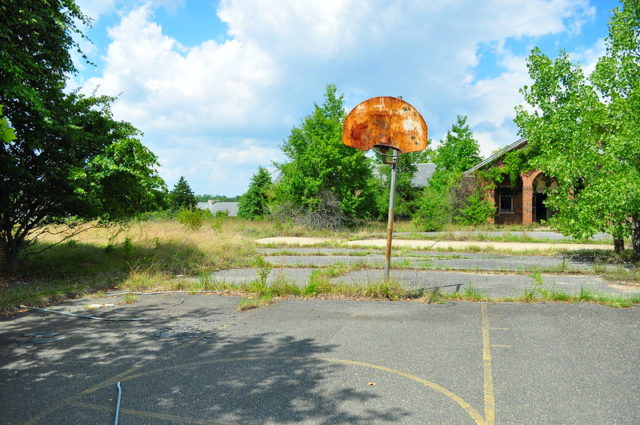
[632,216,640,259]
[0,239,6,277]
[0,235,20,275]
[614,238,625,252]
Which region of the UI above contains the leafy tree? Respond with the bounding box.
[413,187,450,231]
[413,115,483,228]
[0,106,15,143]
[274,84,377,226]
[515,0,640,256]
[374,152,421,220]
[412,145,436,164]
[238,167,272,219]
[0,1,167,268]
[170,177,197,210]
[450,177,495,225]
[429,115,482,191]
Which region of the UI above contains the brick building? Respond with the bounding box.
[464,138,555,225]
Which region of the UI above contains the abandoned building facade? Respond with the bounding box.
[464,138,555,225]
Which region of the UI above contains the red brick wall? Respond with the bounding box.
[495,179,523,225]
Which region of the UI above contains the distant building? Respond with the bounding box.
[197,201,239,216]
[464,138,555,225]
[373,163,436,187]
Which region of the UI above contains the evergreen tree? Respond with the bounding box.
[238,167,272,219]
[171,177,197,210]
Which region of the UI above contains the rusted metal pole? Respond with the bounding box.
[384,149,399,280]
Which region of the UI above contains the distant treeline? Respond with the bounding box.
[196,194,241,202]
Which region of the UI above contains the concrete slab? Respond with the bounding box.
[261,253,591,272]
[333,269,631,298]
[345,239,613,252]
[397,231,613,241]
[256,237,335,246]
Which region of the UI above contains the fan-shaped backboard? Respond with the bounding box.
[343,96,428,153]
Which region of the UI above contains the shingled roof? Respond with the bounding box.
[463,138,527,175]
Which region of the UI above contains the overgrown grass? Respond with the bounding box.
[237,295,275,311]
[2,218,638,312]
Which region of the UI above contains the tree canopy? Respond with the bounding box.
[429,115,482,191]
[515,0,640,255]
[413,115,489,229]
[274,84,377,226]
[0,0,166,268]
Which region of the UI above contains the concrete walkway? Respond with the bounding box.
[398,230,612,241]
[256,236,613,252]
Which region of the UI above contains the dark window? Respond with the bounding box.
[499,188,513,213]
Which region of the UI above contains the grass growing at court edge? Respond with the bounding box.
[1,216,637,313]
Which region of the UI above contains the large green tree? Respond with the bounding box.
[515,0,640,256]
[238,167,272,219]
[0,1,166,268]
[274,84,377,226]
[429,115,482,191]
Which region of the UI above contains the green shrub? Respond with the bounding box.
[413,187,450,231]
[175,208,212,231]
[455,192,496,225]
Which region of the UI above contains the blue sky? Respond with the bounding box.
[73,0,621,196]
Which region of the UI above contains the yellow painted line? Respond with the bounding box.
[70,401,238,425]
[322,357,487,425]
[482,304,496,425]
[25,305,495,425]
[23,308,264,425]
[79,355,488,425]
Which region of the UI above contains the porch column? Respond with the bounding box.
[520,170,539,225]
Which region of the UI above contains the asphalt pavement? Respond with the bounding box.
[206,247,640,299]
[1,295,638,424]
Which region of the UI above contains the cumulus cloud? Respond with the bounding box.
[81,0,602,194]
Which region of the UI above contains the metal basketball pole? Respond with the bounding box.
[384,149,399,280]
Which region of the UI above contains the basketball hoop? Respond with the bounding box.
[343,96,428,153]
[342,96,429,280]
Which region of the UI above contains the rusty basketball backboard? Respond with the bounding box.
[343,96,428,153]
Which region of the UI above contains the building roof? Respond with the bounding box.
[464,138,527,175]
[373,162,436,188]
[197,201,239,216]
[411,163,436,187]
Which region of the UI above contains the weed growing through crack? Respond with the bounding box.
[123,293,138,304]
[524,271,544,301]
[254,256,272,286]
[237,295,274,311]
[418,287,447,304]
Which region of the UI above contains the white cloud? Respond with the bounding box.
[216,140,283,165]
[83,5,277,136]
[76,0,117,21]
[81,0,601,194]
[570,38,606,76]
